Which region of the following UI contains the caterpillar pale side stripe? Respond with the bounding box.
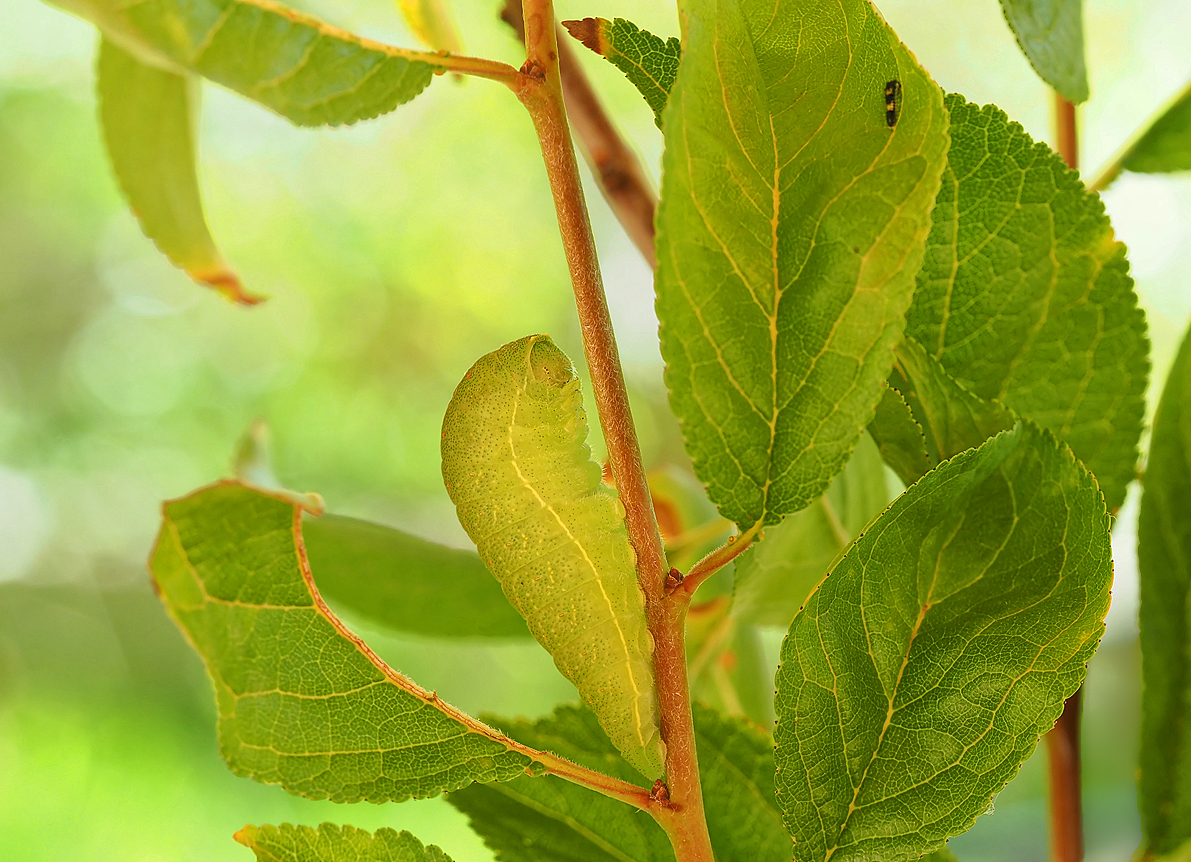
[441,335,664,778]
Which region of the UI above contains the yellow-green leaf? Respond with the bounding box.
[397,0,462,55]
[97,38,260,304]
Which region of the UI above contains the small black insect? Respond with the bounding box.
[885,79,903,127]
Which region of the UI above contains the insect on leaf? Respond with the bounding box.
[774,422,1112,861]
[96,39,261,305]
[655,0,950,530]
[441,335,664,778]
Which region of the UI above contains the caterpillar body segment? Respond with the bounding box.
[441,335,665,778]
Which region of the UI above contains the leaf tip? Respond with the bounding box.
[195,267,268,306]
[562,18,603,55]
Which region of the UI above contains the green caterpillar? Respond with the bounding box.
[441,335,664,778]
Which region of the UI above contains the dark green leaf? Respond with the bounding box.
[733,433,888,626]
[774,423,1112,861]
[655,0,949,530]
[150,480,543,803]
[1138,323,1191,856]
[97,38,260,304]
[447,706,672,862]
[304,514,530,639]
[998,0,1088,102]
[867,384,932,485]
[235,824,452,862]
[53,0,443,126]
[869,336,1016,486]
[1123,79,1191,175]
[449,704,789,862]
[906,94,1148,512]
[562,18,680,128]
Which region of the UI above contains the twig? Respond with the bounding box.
[1047,90,1085,862]
[677,522,763,597]
[502,0,658,266]
[513,2,713,860]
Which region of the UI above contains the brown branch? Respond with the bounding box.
[513,2,712,860]
[1046,690,1084,862]
[1046,89,1084,862]
[502,0,658,267]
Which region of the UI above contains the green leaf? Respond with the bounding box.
[998,0,1088,103]
[694,703,791,862]
[97,39,261,305]
[868,336,1016,486]
[448,704,789,862]
[867,385,933,485]
[447,706,673,862]
[732,433,888,626]
[923,850,959,862]
[562,18,680,129]
[235,824,453,862]
[150,480,544,803]
[397,0,462,55]
[1123,79,1191,175]
[655,0,950,530]
[774,422,1111,862]
[52,0,443,126]
[304,514,531,640]
[906,94,1148,512]
[1138,323,1191,856]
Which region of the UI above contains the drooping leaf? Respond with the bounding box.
[923,850,960,862]
[1138,322,1191,857]
[97,39,261,304]
[448,704,789,862]
[655,0,949,530]
[906,94,1148,512]
[235,824,452,862]
[51,0,445,126]
[150,480,545,803]
[774,423,1112,862]
[397,0,462,55]
[441,335,663,778]
[998,0,1088,103]
[1123,79,1191,175]
[304,514,531,639]
[732,433,888,626]
[562,17,680,128]
[868,336,1016,486]
[447,706,673,862]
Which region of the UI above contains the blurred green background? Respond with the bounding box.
[1,0,1189,859]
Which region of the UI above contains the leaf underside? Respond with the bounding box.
[655,0,950,530]
[150,481,539,804]
[448,704,789,862]
[1124,80,1191,175]
[774,423,1111,862]
[998,0,1088,103]
[1138,322,1191,856]
[235,824,453,862]
[97,38,260,304]
[304,514,531,639]
[906,94,1148,512]
[54,0,440,126]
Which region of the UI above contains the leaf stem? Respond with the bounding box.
[1047,89,1085,862]
[677,522,762,597]
[532,751,656,811]
[501,0,659,266]
[513,2,713,859]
